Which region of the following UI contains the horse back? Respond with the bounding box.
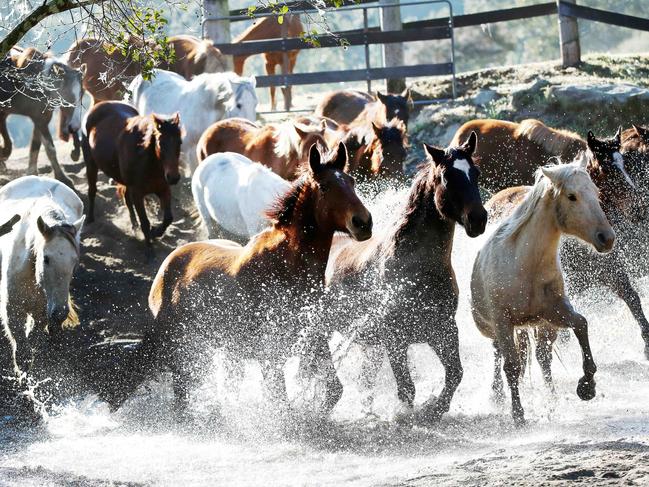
[316,90,372,125]
[196,118,259,162]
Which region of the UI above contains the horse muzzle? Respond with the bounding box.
[463,206,488,238]
[48,306,69,330]
[166,173,181,185]
[593,228,616,253]
[348,213,373,241]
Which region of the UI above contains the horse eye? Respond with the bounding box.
[44,256,50,265]
[237,103,242,109]
[568,194,577,202]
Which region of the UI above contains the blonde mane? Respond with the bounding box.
[498,156,590,240]
[272,121,321,159]
[516,119,586,156]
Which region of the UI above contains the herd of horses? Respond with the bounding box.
[2,31,649,428]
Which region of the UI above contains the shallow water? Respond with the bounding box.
[1,185,649,486]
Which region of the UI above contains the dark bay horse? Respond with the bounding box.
[81,101,182,247]
[161,35,227,80]
[0,49,84,188]
[196,117,328,179]
[104,143,372,415]
[323,132,487,423]
[315,89,412,127]
[451,118,587,193]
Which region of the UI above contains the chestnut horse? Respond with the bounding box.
[233,14,303,110]
[105,143,372,415]
[315,88,412,127]
[81,101,182,247]
[161,35,228,80]
[323,133,487,422]
[1,48,84,188]
[451,118,587,193]
[196,117,328,179]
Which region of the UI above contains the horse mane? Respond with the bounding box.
[498,156,589,240]
[272,121,303,159]
[266,176,309,227]
[516,119,585,156]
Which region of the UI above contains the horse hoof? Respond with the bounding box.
[576,377,596,401]
[70,148,80,162]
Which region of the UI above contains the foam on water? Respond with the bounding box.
[1,182,649,485]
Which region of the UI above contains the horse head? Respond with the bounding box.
[199,40,228,74]
[294,121,328,164]
[424,131,487,238]
[47,60,86,141]
[152,112,183,185]
[376,88,412,126]
[226,75,258,122]
[34,214,84,331]
[370,118,408,177]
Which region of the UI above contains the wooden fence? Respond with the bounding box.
[204,1,649,112]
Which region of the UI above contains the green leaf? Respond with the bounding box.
[277,15,284,24]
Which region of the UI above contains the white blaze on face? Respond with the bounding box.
[69,78,83,132]
[453,159,471,181]
[613,151,636,189]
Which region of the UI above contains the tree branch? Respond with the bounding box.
[0,0,102,59]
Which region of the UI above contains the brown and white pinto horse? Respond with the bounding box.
[106,143,372,415]
[451,118,587,193]
[160,35,228,80]
[233,14,303,110]
[81,101,182,247]
[196,117,328,179]
[0,48,84,188]
[315,88,412,127]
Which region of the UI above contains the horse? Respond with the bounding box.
[196,117,328,180]
[0,176,83,385]
[324,132,487,422]
[0,50,84,188]
[471,158,616,425]
[451,118,587,193]
[81,101,182,247]
[232,14,303,110]
[102,143,372,416]
[487,129,649,362]
[192,151,290,240]
[339,115,408,178]
[161,35,228,79]
[128,69,258,172]
[315,88,412,127]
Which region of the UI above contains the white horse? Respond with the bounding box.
[128,69,258,172]
[0,176,84,380]
[192,152,290,240]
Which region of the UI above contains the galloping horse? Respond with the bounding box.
[1,50,84,187]
[451,118,587,193]
[324,133,487,422]
[0,176,83,384]
[81,101,182,247]
[316,89,412,127]
[192,152,290,240]
[472,158,615,425]
[129,69,257,172]
[232,14,303,110]
[196,117,328,179]
[104,143,372,415]
[161,35,228,79]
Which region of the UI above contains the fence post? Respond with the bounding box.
[379,0,406,93]
[203,0,233,69]
[556,0,581,67]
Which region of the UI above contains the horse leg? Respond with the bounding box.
[608,269,649,360]
[261,358,289,409]
[34,120,75,189]
[422,319,463,423]
[306,333,343,416]
[123,188,139,233]
[131,190,153,246]
[385,343,415,409]
[27,129,42,176]
[535,325,558,394]
[0,113,11,171]
[265,58,278,111]
[491,341,505,404]
[497,325,524,426]
[150,186,173,239]
[281,53,298,111]
[70,131,81,162]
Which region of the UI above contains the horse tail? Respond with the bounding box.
[62,295,80,329]
[516,119,585,156]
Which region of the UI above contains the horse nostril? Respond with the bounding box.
[352,215,364,229]
[596,232,606,245]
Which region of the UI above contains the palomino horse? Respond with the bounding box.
[196,117,328,179]
[81,101,182,247]
[487,130,649,363]
[340,115,408,177]
[324,133,487,422]
[471,158,616,425]
[192,152,290,240]
[161,35,228,80]
[128,69,257,172]
[0,50,84,188]
[315,88,412,127]
[0,176,83,384]
[451,118,587,193]
[103,143,372,415]
[233,14,303,110]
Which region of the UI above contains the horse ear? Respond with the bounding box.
[294,123,309,138]
[171,112,181,125]
[372,122,382,137]
[319,120,327,132]
[37,216,52,238]
[615,126,622,144]
[424,143,445,166]
[541,165,561,184]
[376,92,387,104]
[308,143,323,174]
[462,131,478,155]
[73,215,85,233]
[330,142,348,171]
